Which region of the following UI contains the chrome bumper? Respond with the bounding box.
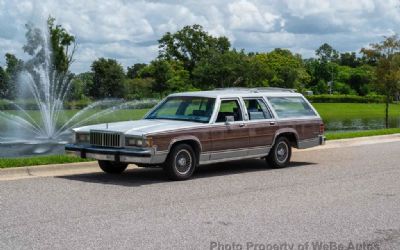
[319,135,326,145]
[65,144,168,164]
[297,135,325,149]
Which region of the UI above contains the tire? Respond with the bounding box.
[266,136,291,168]
[163,144,197,181]
[98,160,128,174]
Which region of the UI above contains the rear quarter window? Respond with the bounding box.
[268,97,317,118]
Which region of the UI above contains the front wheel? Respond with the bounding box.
[266,137,291,168]
[163,144,196,181]
[98,160,128,174]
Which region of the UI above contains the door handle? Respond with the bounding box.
[239,123,246,127]
[269,121,276,125]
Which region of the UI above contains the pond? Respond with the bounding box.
[324,117,400,132]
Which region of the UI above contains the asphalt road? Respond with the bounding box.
[1,142,400,250]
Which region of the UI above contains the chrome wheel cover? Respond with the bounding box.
[275,141,289,163]
[174,149,192,175]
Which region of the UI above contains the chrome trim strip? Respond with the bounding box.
[200,146,271,165]
[206,145,270,154]
[200,152,270,165]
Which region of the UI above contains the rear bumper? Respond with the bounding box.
[319,135,326,145]
[65,144,168,164]
[297,135,325,149]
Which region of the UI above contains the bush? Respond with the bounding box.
[63,99,92,109]
[0,99,39,110]
[306,94,385,103]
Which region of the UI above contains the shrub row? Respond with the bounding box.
[306,94,386,103]
[0,99,157,110]
[0,99,93,110]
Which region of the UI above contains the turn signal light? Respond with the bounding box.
[319,124,325,134]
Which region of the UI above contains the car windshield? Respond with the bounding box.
[146,96,216,123]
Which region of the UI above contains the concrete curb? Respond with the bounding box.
[0,161,99,181]
[1,133,400,181]
[298,133,400,151]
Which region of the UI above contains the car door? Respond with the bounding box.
[243,97,277,156]
[209,98,249,161]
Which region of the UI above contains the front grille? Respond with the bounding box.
[90,131,121,147]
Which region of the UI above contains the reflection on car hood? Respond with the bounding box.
[73,119,205,136]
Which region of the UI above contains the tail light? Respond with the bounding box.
[319,123,325,134]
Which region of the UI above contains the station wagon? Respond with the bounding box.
[66,88,325,180]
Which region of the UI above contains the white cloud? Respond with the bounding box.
[228,0,281,32]
[0,0,399,72]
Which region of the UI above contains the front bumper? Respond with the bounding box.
[65,144,168,164]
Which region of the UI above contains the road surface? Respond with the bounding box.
[1,141,399,249]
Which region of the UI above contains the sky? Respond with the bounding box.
[0,0,399,73]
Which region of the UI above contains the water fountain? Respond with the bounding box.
[0,24,158,157]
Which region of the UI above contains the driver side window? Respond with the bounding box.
[216,99,243,123]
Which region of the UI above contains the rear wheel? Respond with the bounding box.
[98,160,128,174]
[266,137,291,168]
[163,144,196,181]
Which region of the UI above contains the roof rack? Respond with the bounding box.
[250,87,296,93]
[215,87,296,93]
[214,87,249,91]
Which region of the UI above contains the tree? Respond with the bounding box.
[360,47,381,66]
[158,24,230,72]
[69,72,93,100]
[90,58,125,98]
[263,49,310,90]
[339,52,360,67]
[192,50,249,89]
[124,78,154,99]
[4,53,23,99]
[47,16,76,74]
[363,35,400,128]
[127,63,147,79]
[316,43,339,63]
[0,66,8,98]
[139,59,193,95]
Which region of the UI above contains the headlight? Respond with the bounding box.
[125,137,152,147]
[75,133,90,143]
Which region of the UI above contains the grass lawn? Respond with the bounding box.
[0,108,150,128]
[325,128,400,140]
[313,103,400,121]
[0,155,92,169]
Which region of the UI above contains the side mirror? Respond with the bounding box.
[225,116,234,125]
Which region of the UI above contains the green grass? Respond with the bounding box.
[313,103,400,120]
[325,128,400,140]
[0,155,93,169]
[0,108,149,128]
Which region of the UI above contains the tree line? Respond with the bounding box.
[1,22,400,104]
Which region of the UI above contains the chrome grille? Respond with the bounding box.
[90,131,121,147]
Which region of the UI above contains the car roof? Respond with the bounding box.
[168,88,303,98]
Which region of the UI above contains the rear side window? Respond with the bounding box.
[268,97,317,118]
[244,98,273,120]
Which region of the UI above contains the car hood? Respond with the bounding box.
[73,119,205,136]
